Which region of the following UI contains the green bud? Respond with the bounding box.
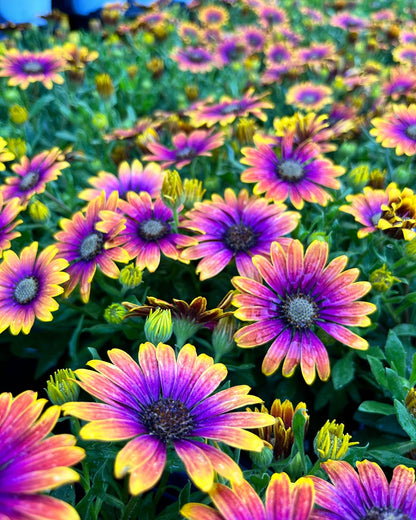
[104,303,127,324]
[46,368,80,405]
[249,445,274,469]
[145,309,173,344]
[212,316,236,361]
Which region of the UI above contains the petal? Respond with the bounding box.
[114,434,164,478]
[262,328,292,376]
[356,460,389,507]
[174,439,214,492]
[128,443,166,495]
[181,503,223,520]
[319,322,369,350]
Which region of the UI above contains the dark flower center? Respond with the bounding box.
[187,50,208,63]
[405,124,416,140]
[300,93,319,104]
[138,218,170,241]
[79,232,104,261]
[175,146,196,160]
[281,293,318,328]
[221,102,242,115]
[207,13,221,23]
[13,276,39,304]
[224,223,257,252]
[362,506,411,520]
[140,397,195,442]
[20,171,40,191]
[22,60,44,74]
[278,160,304,182]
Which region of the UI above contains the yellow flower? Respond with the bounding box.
[46,368,80,405]
[314,419,358,461]
[28,200,50,222]
[6,137,26,159]
[9,104,29,124]
[161,169,185,211]
[95,73,114,98]
[183,178,205,210]
[236,118,257,145]
[0,137,14,171]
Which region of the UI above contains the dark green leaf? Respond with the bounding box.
[332,352,355,390]
[367,355,387,387]
[394,399,416,441]
[385,330,406,377]
[358,400,395,415]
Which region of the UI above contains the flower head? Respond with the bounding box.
[95,73,114,98]
[370,264,400,292]
[181,188,300,281]
[1,148,69,207]
[370,104,416,156]
[0,137,15,171]
[314,419,358,461]
[378,186,416,240]
[232,240,376,384]
[0,193,23,254]
[286,82,333,112]
[63,342,274,494]
[0,242,69,335]
[9,104,29,125]
[46,368,80,405]
[311,459,416,520]
[171,46,217,74]
[0,48,66,89]
[0,390,84,520]
[182,472,315,520]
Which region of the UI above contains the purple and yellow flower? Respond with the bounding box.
[392,43,416,66]
[103,117,156,143]
[0,48,66,89]
[171,46,217,74]
[180,188,300,281]
[0,242,69,335]
[188,88,273,128]
[339,185,393,238]
[330,12,368,31]
[0,390,85,520]
[297,42,338,71]
[115,191,197,272]
[182,472,315,520]
[0,137,15,171]
[286,82,333,112]
[62,341,274,494]
[55,191,129,303]
[78,159,164,202]
[1,147,70,207]
[143,129,225,169]
[264,42,295,71]
[198,5,229,28]
[232,239,376,384]
[240,25,267,53]
[215,37,249,67]
[382,66,416,101]
[241,132,344,210]
[370,104,416,156]
[310,459,416,520]
[0,193,23,253]
[256,5,288,28]
[177,21,203,45]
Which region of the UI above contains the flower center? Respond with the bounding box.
[224,223,257,252]
[138,218,170,241]
[20,171,40,191]
[13,276,39,305]
[278,160,304,181]
[300,93,319,104]
[79,232,104,261]
[175,146,196,159]
[22,60,44,74]
[281,293,318,328]
[406,124,416,140]
[362,506,411,520]
[140,397,195,442]
[221,102,242,115]
[187,50,208,63]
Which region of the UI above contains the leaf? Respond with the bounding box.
[69,315,84,361]
[369,449,416,468]
[386,368,408,401]
[393,323,416,337]
[358,400,395,415]
[367,355,387,388]
[410,353,416,386]
[385,330,406,377]
[394,399,416,441]
[332,352,355,390]
[292,408,308,474]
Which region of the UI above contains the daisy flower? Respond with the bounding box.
[171,47,217,74]
[1,147,69,207]
[286,82,333,112]
[0,242,69,335]
[296,42,339,71]
[143,129,225,169]
[310,459,416,520]
[0,48,66,90]
[382,66,416,101]
[198,5,229,28]
[115,191,197,272]
[264,42,296,71]
[0,137,15,171]
[182,472,315,520]
[62,341,274,494]
[370,104,416,156]
[232,239,376,384]
[78,159,164,202]
[215,37,249,67]
[0,390,85,520]
[378,186,416,240]
[256,5,288,28]
[55,191,129,303]
[0,193,23,253]
[330,12,368,31]
[240,132,344,210]
[181,188,300,281]
[392,43,416,66]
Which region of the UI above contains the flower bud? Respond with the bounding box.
[46,368,80,405]
[9,104,29,125]
[104,303,127,324]
[119,262,143,289]
[144,309,173,344]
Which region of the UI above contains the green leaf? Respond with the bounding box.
[367,355,387,387]
[332,352,355,390]
[358,400,395,415]
[394,399,416,441]
[393,323,416,337]
[386,368,408,400]
[292,408,308,474]
[385,330,406,377]
[410,353,416,386]
[69,315,84,361]
[369,449,416,468]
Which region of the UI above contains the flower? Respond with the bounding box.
[171,46,217,74]
[144,308,173,344]
[198,5,229,27]
[369,264,399,292]
[0,242,69,335]
[392,43,416,66]
[6,137,26,159]
[161,169,185,211]
[46,368,80,405]
[297,42,338,71]
[314,419,358,461]
[0,48,66,89]
[382,66,416,101]
[406,387,416,418]
[286,82,333,112]
[54,191,129,303]
[62,342,274,494]
[370,104,416,156]
[310,459,416,520]
[339,185,393,238]
[241,132,344,210]
[0,137,15,171]
[95,73,114,98]
[183,178,206,210]
[0,390,85,520]
[180,188,300,281]
[143,130,225,169]
[28,199,50,222]
[232,240,376,384]
[377,186,416,240]
[181,472,315,520]
[0,193,23,254]
[104,303,127,324]
[78,159,164,202]
[9,104,29,124]
[1,148,69,207]
[119,262,143,289]
[188,89,273,128]
[114,191,196,272]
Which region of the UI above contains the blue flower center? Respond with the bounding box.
[140,397,195,442]
[139,218,170,241]
[363,507,411,520]
[281,293,318,328]
[278,160,304,182]
[79,232,104,261]
[20,171,40,191]
[406,124,416,140]
[13,276,39,304]
[22,60,44,74]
